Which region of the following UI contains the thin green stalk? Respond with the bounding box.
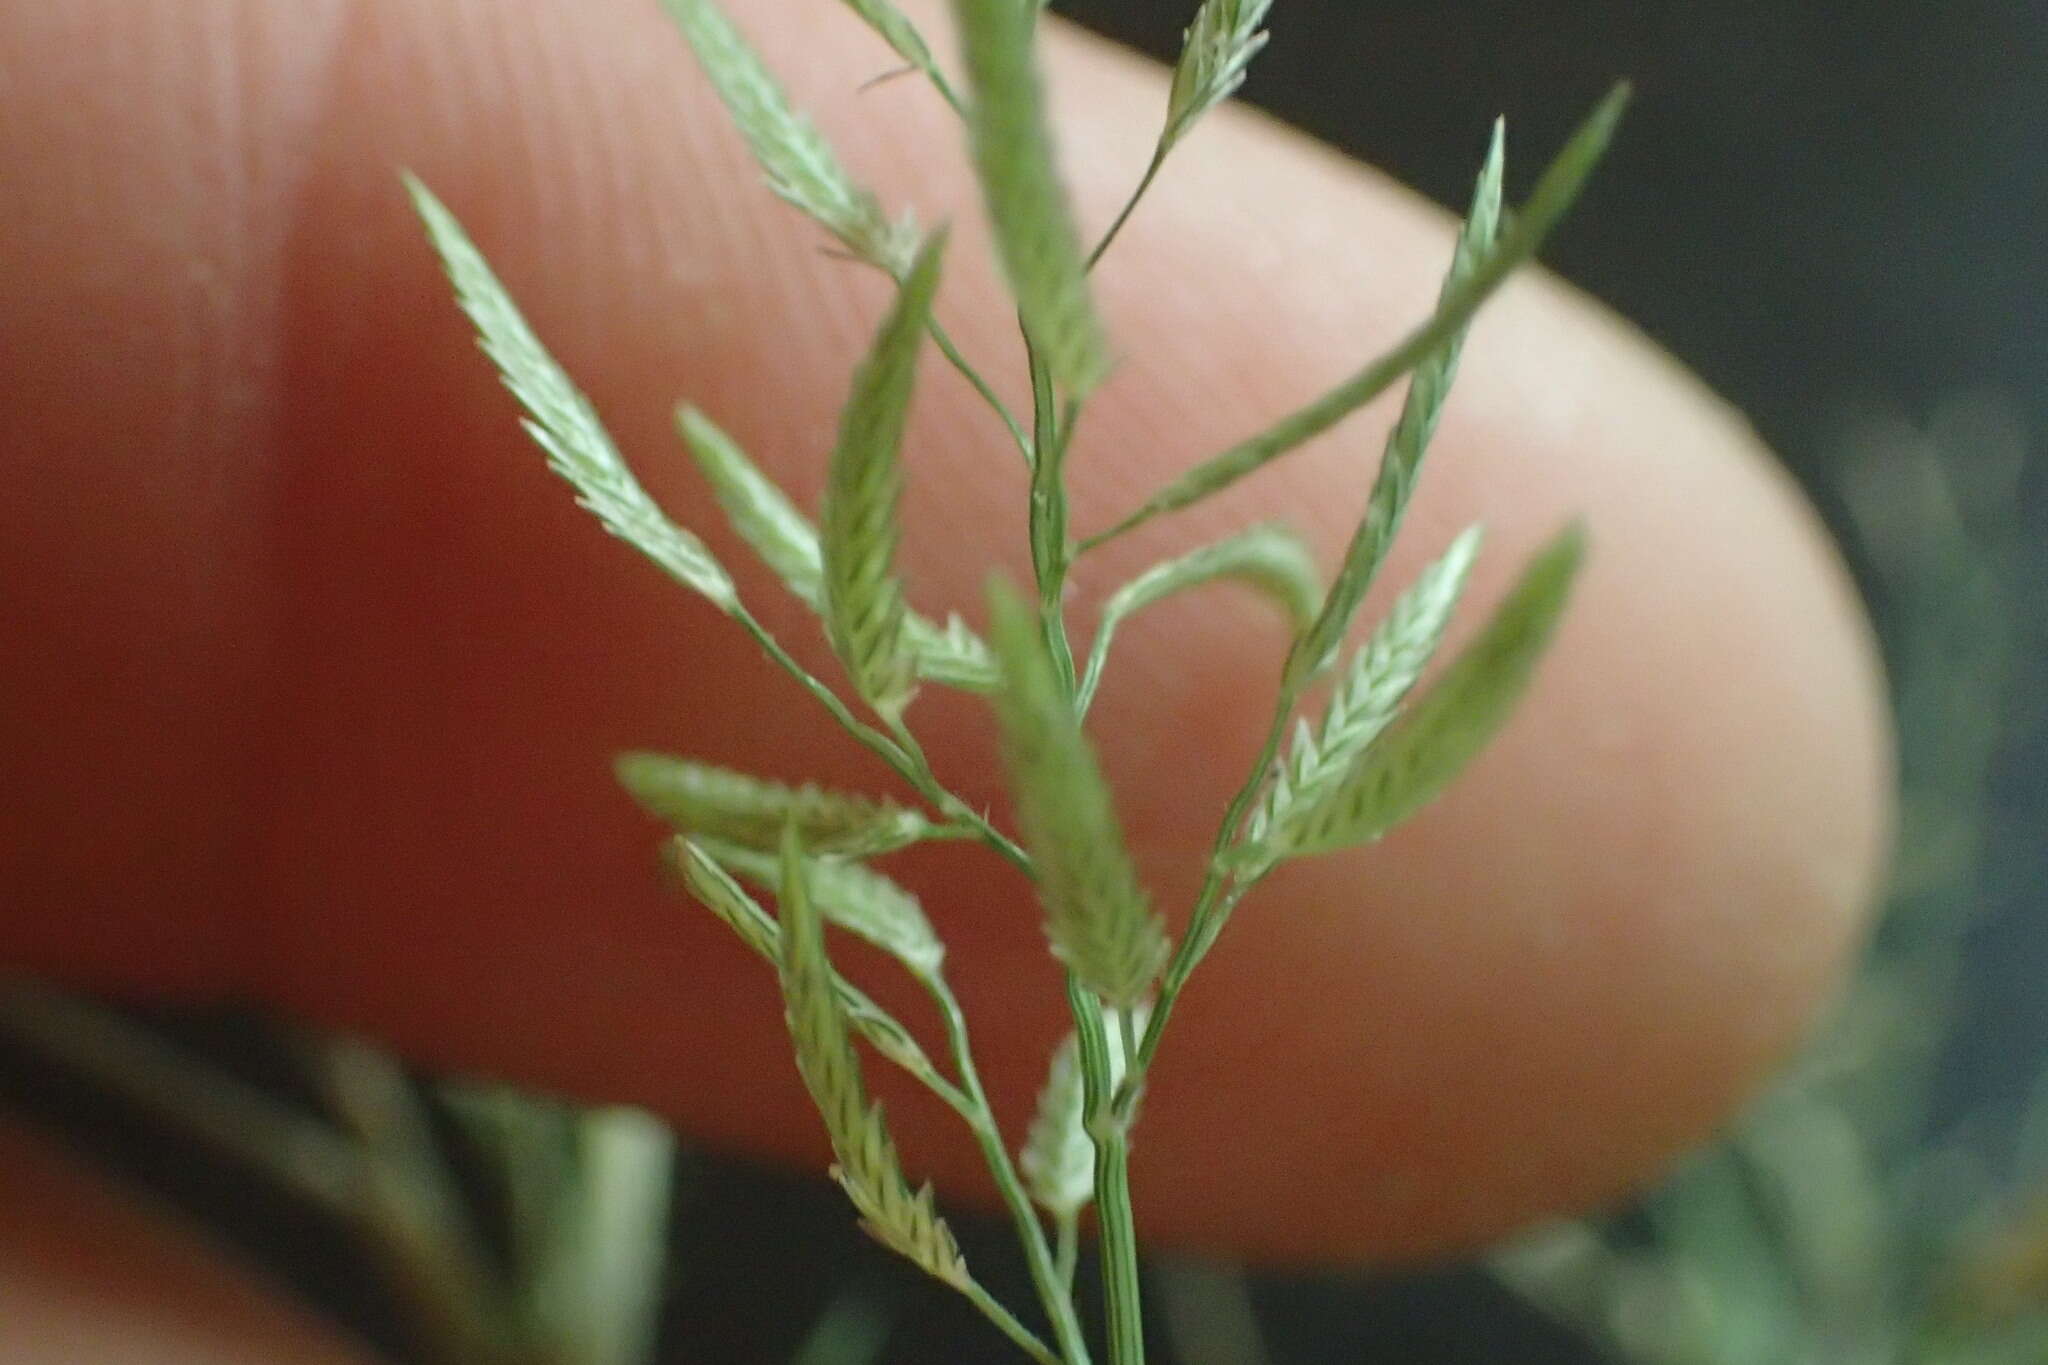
[961,1278,1066,1365]
[1088,144,1169,271]
[929,317,1032,460]
[737,610,915,773]
[1128,688,1297,1092]
[1070,975,1146,1364]
[884,714,1033,874]
[1025,345,1081,696]
[739,611,1031,876]
[929,977,1095,1365]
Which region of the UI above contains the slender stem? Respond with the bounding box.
[1055,1212,1081,1294]
[1129,687,1297,1091]
[885,716,1032,874]
[1088,144,1169,271]
[961,1278,1065,1365]
[738,610,914,776]
[1070,976,1145,1365]
[738,612,1032,876]
[1093,1128,1146,1365]
[928,977,1094,1365]
[930,318,1031,462]
[1025,357,1081,695]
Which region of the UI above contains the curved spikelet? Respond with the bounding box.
[616,752,930,857]
[1288,125,1505,686]
[407,180,736,613]
[1163,0,1272,151]
[662,0,915,274]
[676,406,824,609]
[949,0,1109,395]
[670,840,935,1078]
[1243,526,1483,864]
[1272,524,1585,859]
[699,836,944,980]
[776,829,967,1289]
[823,234,947,719]
[987,581,1168,1006]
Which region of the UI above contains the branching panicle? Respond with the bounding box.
[416,6,1622,1353]
[1078,522,1322,714]
[1085,84,1627,550]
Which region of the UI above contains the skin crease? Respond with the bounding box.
[0,0,1894,1349]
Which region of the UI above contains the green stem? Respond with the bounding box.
[929,977,1094,1365]
[1087,144,1169,271]
[929,318,1031,461]
[884,716,1032,874]
[1128,687,1296,1092]
[1070,977,1146,1364]
[738,610,914,776]
[739,611,1032,876]
[961,1278,1065,1365]
[1025,349,1080,695]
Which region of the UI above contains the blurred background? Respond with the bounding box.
[2,2,2042,1361]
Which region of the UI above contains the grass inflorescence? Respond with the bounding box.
[411,2,1624,1358]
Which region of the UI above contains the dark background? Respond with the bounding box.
[4,3,2043,1362]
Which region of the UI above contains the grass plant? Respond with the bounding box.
[410,2,1624,1357]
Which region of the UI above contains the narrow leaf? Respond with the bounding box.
[703,837,945,981]
[1270,524,1585,858]
[950,0,1110,395]
[1087,84,1629,548]
[1244,526,1482,861]
[670,839,935,1077]
[777,828,968,1289]
[663,0,915,274]
[823,233,946,719]
[1019,1001,1142,1218]
[676,406,824,608]
[987,579,1169,1006]
[408,179,737,612]
[1287,123,1505,686]
[1077,522,1321,714]
[615,752,931,857]
[1163,0,1272,151]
